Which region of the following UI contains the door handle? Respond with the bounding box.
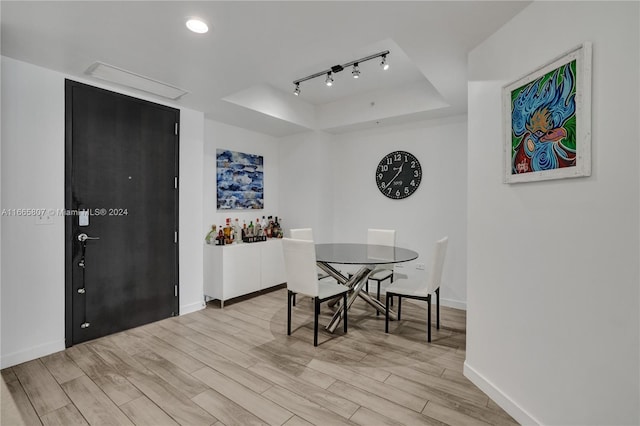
[78,233,100,242]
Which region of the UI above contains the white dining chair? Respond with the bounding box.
[367,229,396,312]
[289,228,332,306]
[385,236,448,342]
[282,238,349,346]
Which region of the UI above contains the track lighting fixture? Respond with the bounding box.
[380,54,389,70]
[292,50,389,96]
[325,72,334,86]
[352,63,360,79]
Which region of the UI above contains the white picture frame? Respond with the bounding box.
[503,42,592,183]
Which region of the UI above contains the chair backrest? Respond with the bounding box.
[290,228,314,241]
[426,236,448,293]
[282,238,319,297]
[368,229,396,271]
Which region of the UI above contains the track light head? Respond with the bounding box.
[352,63,360,79]
[380,55,389,70]
[293,83,300,96]
[325,72,334,87]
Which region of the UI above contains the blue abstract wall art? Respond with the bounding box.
[216,149,264,210]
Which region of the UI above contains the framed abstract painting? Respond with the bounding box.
[216,149,264,209]
[503,42,592,183]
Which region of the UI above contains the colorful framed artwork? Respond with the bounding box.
[216,149,264,209]
[503,42,592,183]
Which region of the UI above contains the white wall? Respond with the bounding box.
[278,117,468,308]
[1,56,65,368]
[278,130,334,241]
[178,108,205,316]
[203,120,281,236]
[0,57,205,368]
[465,2,639,425]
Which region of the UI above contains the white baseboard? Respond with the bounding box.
[0,339,65,369]
[463,361,540,425]
[401,297,466,310]
[441,297,466,310]
[180,300,205,316]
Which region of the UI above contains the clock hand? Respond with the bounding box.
[384,163,404,188]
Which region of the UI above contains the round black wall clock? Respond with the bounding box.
[375,151,422,199]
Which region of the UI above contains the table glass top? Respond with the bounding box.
[315,243,418,265]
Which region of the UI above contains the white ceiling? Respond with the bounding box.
[0,1,530,136]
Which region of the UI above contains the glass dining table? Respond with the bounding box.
[315,243,419,333]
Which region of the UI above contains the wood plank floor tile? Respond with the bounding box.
[193,366,293,426]
[327,380,437,425]
[386,371,489,407]
[134,350,210,399]
[41,351,85,385]
[248,362,359,419]
[66,343,142,406]
[3,378,42,425]
[261,385,353,426]
[139,335,206,374]
[189,349,273,394]
[308,358,427,412]
[2,367,18,384]
[349,406,404,426]
[423,400,493,426]
[125,369,217,426]
[148,321,204,353]
[192,389,268,426]
[61,375,133,425]
[282,415,314,426]
[39,403,88,426]
[119,396,180,426]
[12,359,70,416]
[384,374,517,425]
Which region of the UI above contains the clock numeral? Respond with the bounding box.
[410,179,416,186]
[386,187,392,195]
[378,173,383,180]
[395,190,401,197]
[414,170,419,177]
[380,182,386,189]
[380,165,389,172]
[386,158,392,165]
[394,153,402,161]
[404,187,409,194]
[411,161,416,168]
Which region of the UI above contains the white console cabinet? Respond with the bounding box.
[204,239,286,307]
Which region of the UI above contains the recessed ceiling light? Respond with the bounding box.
[186,18,208,34]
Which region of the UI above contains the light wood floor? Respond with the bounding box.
[1,288,517,425]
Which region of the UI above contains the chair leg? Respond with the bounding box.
[287,290,292,336]
[427,294,432,342]
[292,293,296,306]
[385,293,390,333]
[435,287,440,330]
[375,280,380,316]
[314,297,319,347]
[397,296,402,320]
[365,281,369,293]
[343,293,348,333]
[389,275,394,306]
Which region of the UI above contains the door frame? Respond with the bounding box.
[64,79,180,347]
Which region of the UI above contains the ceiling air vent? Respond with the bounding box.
[85,62,188,100]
